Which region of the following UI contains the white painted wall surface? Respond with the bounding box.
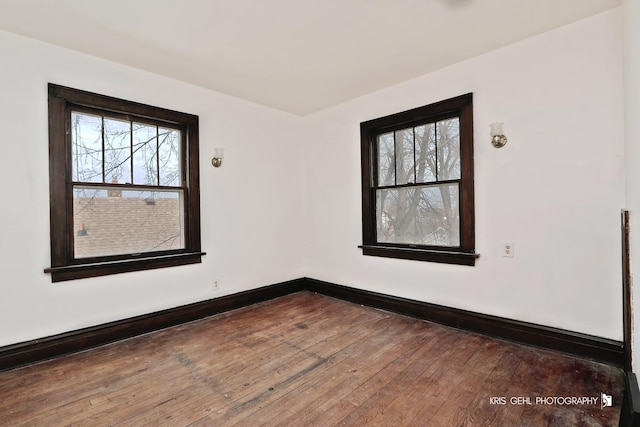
[302,10,625,340]
[623,0,640,372]
[0,8,626,347]
[0,30,306,347]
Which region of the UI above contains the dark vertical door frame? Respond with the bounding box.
[623,209,633,371]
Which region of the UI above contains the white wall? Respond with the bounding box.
[0,30,306,347]
[0,8,626,348]
[302,9,625,340]
[623,0,640,372]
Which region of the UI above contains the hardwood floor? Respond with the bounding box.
[0,292,624,426]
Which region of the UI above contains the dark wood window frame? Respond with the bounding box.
[359,93,479,266]
[45,83,204,282]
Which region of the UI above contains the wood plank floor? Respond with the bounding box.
[0,292,624,426]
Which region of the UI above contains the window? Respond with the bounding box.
[45,84,204,282]
[359,93,478,265]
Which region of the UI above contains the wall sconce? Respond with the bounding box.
[490,122,507,148]
[211,148,224,167]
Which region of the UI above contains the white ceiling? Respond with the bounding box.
[0,0,620,115]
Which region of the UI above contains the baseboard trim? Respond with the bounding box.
[621,372,640,427]
[0,276,624,372]
[302,278,624,366]
[0,278,305,372]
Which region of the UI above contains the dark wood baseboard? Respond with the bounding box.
[0,278,305,372]
[302,278,624,367]
[621,372,640,427]
[0,276,624,372]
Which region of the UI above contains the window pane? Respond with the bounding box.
[395,128,415,185]
[415,123,436,183]
[73,187,184,258]
[436,118,460,180]
[158,127,181,187]
[71,112,103,183]
[133,123,158,185]
[377,132,395,186]
[376,183,459,246]
[104,117,132,184]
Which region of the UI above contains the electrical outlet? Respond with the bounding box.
[502,243,514,258]
[213,280,220,291]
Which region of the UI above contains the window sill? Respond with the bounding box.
[359,245,478,266]
[45,252,206,282]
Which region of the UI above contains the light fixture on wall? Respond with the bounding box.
[490,122,507,148]
[211,148,224,167]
